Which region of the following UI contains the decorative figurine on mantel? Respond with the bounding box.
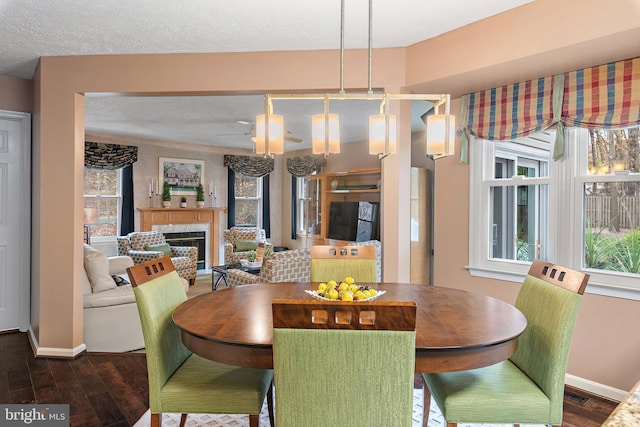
[162,181,171,208]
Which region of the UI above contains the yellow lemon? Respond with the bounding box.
[344,276,355,285]
[348,284,359,293]
[368,288,377,297]
[327,280,338,288]
[354,290,366,300]
[341,292,354,301]
[339,282,349,291]
[327,288,339,300]
[318,282,328,292]
[362,290,372,299]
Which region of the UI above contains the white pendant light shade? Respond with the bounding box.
[255,114,284,155]
[311,113,340,154]
[426,114,456,157]
[368,114,397,155]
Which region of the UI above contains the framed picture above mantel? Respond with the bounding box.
[159,157,204,196]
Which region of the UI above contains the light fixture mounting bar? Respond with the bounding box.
[367,0,373,94]
[266,93,450,103]
[340,0,345,94]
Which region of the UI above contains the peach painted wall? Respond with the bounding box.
[405,0,640,96]
[31,0,640,392]
[422,0,640,393]
[32,48,408,354]
[0,75,32,113]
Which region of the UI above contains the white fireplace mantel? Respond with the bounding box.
[138,207,226,267]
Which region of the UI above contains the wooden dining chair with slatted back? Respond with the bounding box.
[272,299,417,427]
[310,245,378,283]
[422,260,589,427]
[127,256,274,427]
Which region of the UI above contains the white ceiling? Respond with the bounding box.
[0,0,533,150]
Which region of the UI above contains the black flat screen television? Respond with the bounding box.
[328,201,380,242]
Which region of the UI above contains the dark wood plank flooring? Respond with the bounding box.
[1,331,618,426]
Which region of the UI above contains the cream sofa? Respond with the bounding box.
[82,244,187,352]
[83,244,144,352]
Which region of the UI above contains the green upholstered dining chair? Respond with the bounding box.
[422,260,589,427]
[127,256,274,427]
[310,244,378,283]
[272,299,417,427]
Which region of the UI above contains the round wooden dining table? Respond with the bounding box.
[173,282,527,373]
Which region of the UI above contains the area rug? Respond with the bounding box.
[133,388,547,427]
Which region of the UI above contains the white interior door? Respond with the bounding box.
[0,110,30,331]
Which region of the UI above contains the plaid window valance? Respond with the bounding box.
[562,57,640,129]
[84,142,137,170]
[460,56,640,162]
[466,75,557,141]
[460,74,563,162]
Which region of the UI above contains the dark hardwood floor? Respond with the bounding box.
[1,331,618,427]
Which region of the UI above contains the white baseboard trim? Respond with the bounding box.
[28,326,87,358]
[20,324,631,400]
[566,373,627,402]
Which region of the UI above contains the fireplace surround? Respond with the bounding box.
[138,208,226,268]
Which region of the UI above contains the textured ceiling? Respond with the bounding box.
[0,0,533,150]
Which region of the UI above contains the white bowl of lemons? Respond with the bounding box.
[305,277,385,302]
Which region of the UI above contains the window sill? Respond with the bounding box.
[467,265,640,302]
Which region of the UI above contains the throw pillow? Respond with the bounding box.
[235,239,258,252]
[144,243,172,256]
[112,275,130,286]
[83,244,117,292]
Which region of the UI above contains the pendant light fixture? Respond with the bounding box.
[256,0,455,160]
[254,96,284,156]
[426,96,456,158]
[368,94,397,156]
[312,95,340,155]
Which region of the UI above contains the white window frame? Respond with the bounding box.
[234,174,263,228]
[490,145,549,262]
[83,168,122,243]
[469,128,640,301]
[469,138,551,279]
[563,128,640,300]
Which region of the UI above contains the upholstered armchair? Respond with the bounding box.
[223,226,269,264]
[348,240,381,281]
[117,231,198,285]
[226,249,311,287]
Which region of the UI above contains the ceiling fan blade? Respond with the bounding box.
[248,124,303,143]
[285,135,303,143]
[217,132,250,137]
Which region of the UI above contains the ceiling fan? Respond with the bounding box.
[219,121,303,143]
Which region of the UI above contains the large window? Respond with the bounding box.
[490,142,549,262]
[578,128,640,276]
[234,173,262,227]
[83,168,122,240]
[469,127,640,299]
